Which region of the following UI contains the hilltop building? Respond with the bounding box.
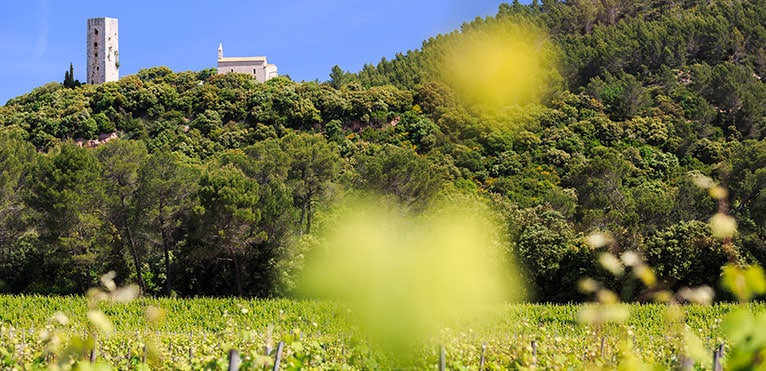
[86,17,119,84]
[217,43,278,83]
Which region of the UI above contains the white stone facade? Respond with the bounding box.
[87,17,119,84]
[217,43,278,83]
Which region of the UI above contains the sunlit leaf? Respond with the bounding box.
[708,213,737,239]
[87,310,113,334]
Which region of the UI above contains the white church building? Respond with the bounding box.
[217,43,278,83]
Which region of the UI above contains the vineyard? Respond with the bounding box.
[1,294,762,370]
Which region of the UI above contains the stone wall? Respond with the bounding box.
[217,44,277,83]
[87,17,119,84]
[218,58,268,81]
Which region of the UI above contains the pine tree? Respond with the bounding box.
[63,63,81,88]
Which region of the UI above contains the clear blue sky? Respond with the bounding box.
[0,1,530,105]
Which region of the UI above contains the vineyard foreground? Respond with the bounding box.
[0,295,756,369]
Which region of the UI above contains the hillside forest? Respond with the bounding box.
[0,0,765,302]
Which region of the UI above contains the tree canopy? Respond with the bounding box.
[1,0,765,300]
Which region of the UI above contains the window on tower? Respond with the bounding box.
[94,42,98,48]
[94,29,98,35]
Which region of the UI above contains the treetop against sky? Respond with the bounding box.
[0,0,517,104]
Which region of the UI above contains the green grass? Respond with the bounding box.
[0,295,758,369]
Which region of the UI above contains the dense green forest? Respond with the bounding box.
[1,0,765,301]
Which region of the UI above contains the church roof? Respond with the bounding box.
[218,56,267,63]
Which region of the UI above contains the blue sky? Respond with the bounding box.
[0,1,527,105]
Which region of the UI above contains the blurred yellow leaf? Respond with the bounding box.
[146,305,166,327]
[87,310,113,334]
[722,264,766,302]
[587,232,613,249]
[111,284,140,302]
[51,311,69,326]
[596,289,620,304]
[634,265,656,287]
[683,328,709,363]
[100,271,117,292]
[709,213,737,239]
[677,286,714,305]
[578,277,600,294]
[599,253,624,277]
[708,185,728,200]
[577,304,629,324]
[620,250,640,267]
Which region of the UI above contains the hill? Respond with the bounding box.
[0,0,765,301]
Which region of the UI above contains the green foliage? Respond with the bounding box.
[1,0,766,302]
[63,63,81,89]
[133,150,200,296]
[276,133,339,234]
[514,207,594,302]
[25,142,108,293]
[0,128,39,293]
[190,109,222,135]
[195,165,262,296]
[587,72,650,121]
[96,140,148,292]
[329,65,354,89]
[728,140,766,265]
[0,295,760,369]
[354,144,442,208]
[718,265,766,369]
[643,220,731,290]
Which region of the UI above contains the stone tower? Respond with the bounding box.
[86,17,119,84]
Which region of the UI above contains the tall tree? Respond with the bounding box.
[63,63,81,89]
[280,133,340,234]
[219,145,297,296]
[355,144,443,208]
[96,140,148,293]
[134,151,199,295]
[728,140,766,264]
[329,65,353,89]
[0,128,38,292]
[196,165,261,296]
[25,142,107,293]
